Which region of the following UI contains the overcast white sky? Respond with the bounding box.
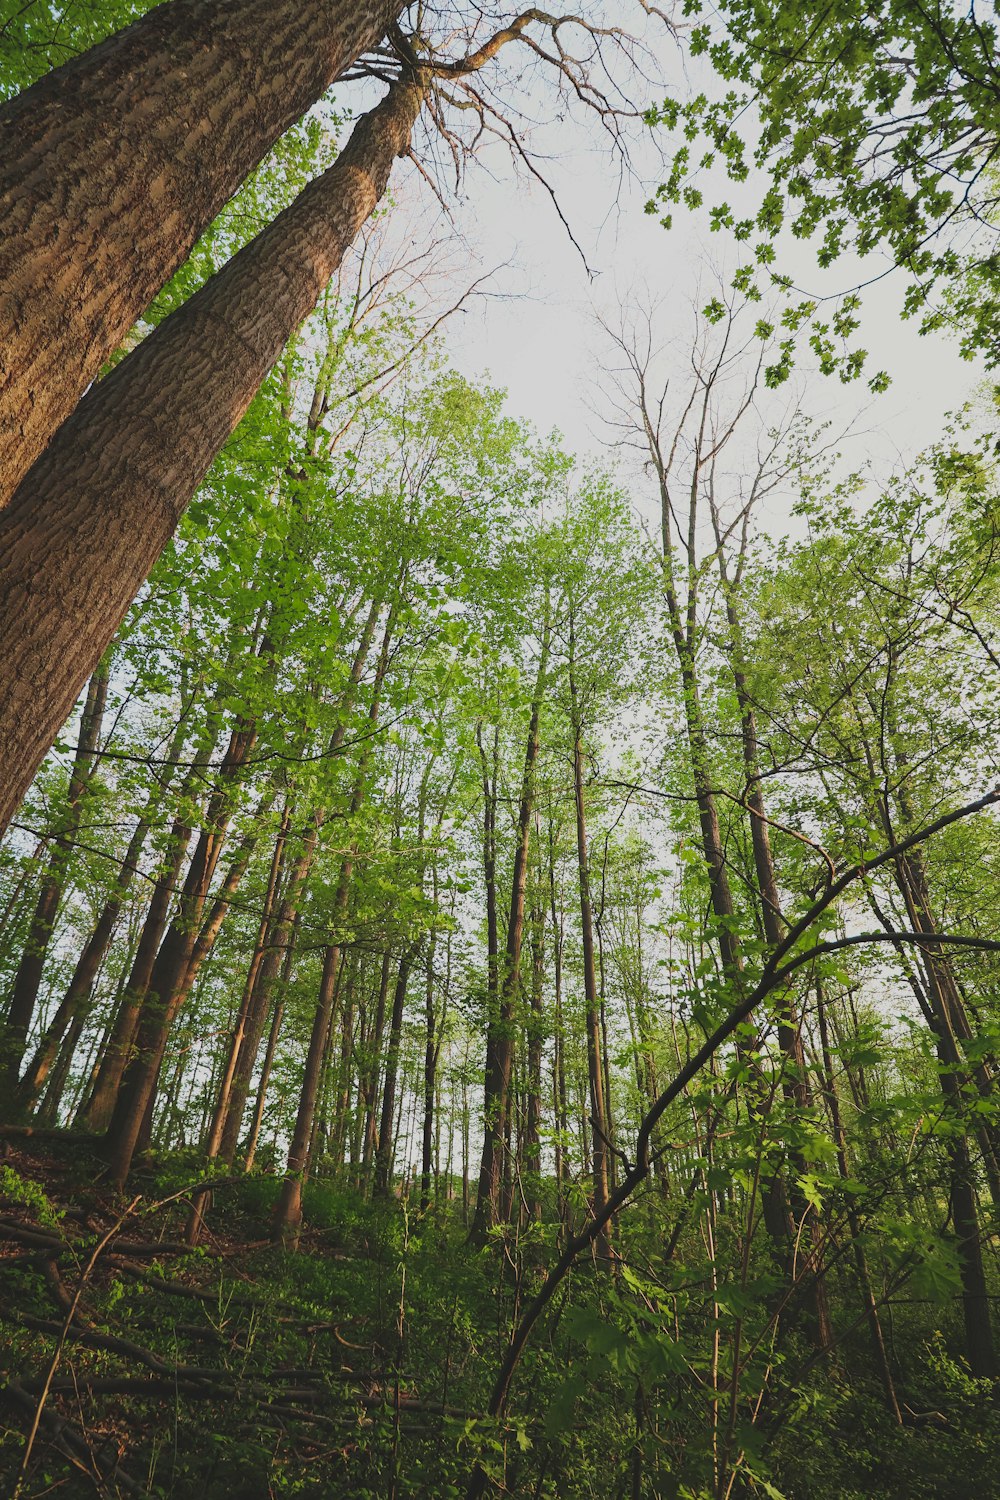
[363,11,990,538]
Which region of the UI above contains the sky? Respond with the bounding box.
[362,9,991,541]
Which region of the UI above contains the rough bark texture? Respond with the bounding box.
[0,72,426,836]
[0,0,405,503]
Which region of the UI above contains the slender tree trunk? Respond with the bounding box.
[0,0,405,503]
[330,960,359,1171]
[1,664,108,1098]
[103,721,256,1183]
[17,704,191,1110]
[569,659,612,1260]
[362,951,393,1186]
[470,720,501,1235]
[722,626,835,1346]
[548,821,568,1216]
[375,947,419,1197]
[0,72,427,836]
[524,891,546,1222]
[244,915,299,1173]
[271,596,398,1236]
[815,980,901,1420]
[270,854,352,1239]
[471,629,549,1239]
[77,806,194,1132]
[420,937,438,1212]
[204,804,290,1159]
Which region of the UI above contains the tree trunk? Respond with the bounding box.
[375,947,419,1197]
[0,0,405,504]
[524,891,546,1222]
[271,596,397,1235]
[568,652,612,1260]
[17,702,191,1111]
[815,980,901,1420]
[420,937,438,1212]
[204,804,290,1160]
[244,914,299,1173]
[1,663,107,1098]
[548,819,569,1217]
[77,804,194,1132]
[103,721,256,1183]
[719,576,835,1351]
[471,627,549,1240]
[361,951,393,1186]
[0,71,427,836]
[272,929,349,1242]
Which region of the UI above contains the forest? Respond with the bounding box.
[2,1,1000,1496]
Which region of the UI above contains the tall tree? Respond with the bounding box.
[0,0,405,500]
[0,69,427,837]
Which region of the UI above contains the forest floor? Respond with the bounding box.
[0,1132,499,1499]
[2,1134,1000,1499]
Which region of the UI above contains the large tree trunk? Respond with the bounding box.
[0,0,405,504]
[0,72,426,837]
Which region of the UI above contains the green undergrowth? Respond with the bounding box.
[1,1142,999,1498]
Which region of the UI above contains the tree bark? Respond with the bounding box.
[103,720,256,1182]
[361,951,393,1185]
[0,71,427,836]
[17,703,192,1111]
[524,891,546,1222]
[77,803,195,1132]
[0,663,108,1100]
[244,913,299,1172]
[565,635,613,1261]
[374,946,419,1197]
[471,627,548,1240]
[420,936,439,1212]
[0,0,405,503]
[204,804,290,1160]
